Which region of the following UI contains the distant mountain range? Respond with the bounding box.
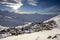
[0,10,57,27]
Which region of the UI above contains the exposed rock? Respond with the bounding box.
[47,36,52,39]
[52,35,57,39]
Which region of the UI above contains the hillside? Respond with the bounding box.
[0,14,60,40]
[44,14,60,27]
[0,28,60,40]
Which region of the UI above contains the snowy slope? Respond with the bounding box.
[0,14,60,40]
[44,14,60,27]
[0,28,60,40]
[0,25,9,31]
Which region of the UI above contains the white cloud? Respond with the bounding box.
[38,6,60,14]
[0,0,23,11]
[6,3,23,11]
[0,0,38,12]
[27,0,37,6]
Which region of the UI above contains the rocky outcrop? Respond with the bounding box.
[0,20,57,37]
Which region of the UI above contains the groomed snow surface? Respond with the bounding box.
[0,28,60,40]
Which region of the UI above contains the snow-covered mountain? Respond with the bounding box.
[0,14,60,40]
[0,28,60,40]
[0,10,57,27]
[44,14,60,27]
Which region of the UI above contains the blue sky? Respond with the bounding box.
[0,0,60,14]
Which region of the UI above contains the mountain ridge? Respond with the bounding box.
[44,14,60,27]
[0,10,57,27]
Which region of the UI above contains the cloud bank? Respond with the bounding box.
[38,6,60,15]
[0,0,23,11]
[0,0,37,12]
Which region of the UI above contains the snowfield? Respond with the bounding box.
[44,14,60,27]
[0,28,60,40]
[0,14,60,40]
